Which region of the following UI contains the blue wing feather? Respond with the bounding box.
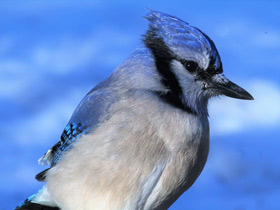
[38,77,119,171]
[36,48,151,180]
[50,122,89,166]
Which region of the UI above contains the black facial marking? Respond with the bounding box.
[195,56,223,82]
[144,33,180,97]
[207,56,223,76]
[144,29,196,114]
[152,90,195,114]
[195,27,223,76]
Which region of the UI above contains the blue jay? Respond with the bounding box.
[15,10,253,210]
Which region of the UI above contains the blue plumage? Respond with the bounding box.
[145,10,222,71]
[37,85,119,171]
[19,10,253,210]
[51,122,87,166]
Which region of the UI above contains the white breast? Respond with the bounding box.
[144,112,209,210]
[45,90,209,210]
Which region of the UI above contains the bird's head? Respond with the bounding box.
[143,10,253,116]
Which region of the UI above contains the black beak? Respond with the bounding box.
[209,76,254,100]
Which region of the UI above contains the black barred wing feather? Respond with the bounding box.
[51,122,89,166]
[36,123,88,181]
[35,87,117,181]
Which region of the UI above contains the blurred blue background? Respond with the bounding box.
[1,0,280,209]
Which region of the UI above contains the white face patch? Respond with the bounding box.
[170,46,210,71]
[170,60,192,77]
[169,59,210,116]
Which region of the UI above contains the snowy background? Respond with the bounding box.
[1,0,280,209]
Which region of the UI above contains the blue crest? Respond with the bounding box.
[144,10,222,70]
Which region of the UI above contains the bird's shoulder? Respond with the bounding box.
[36,81,124,180]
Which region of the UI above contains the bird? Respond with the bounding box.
[15,10,253,210]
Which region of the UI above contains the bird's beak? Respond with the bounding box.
[209,74,254,100]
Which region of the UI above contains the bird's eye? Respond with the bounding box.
[181,60,198,73]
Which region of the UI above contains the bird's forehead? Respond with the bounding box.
[146,11,221,69]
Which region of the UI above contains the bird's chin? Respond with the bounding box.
[181,92,210,116]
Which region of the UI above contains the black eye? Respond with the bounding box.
[181,60,198,73]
